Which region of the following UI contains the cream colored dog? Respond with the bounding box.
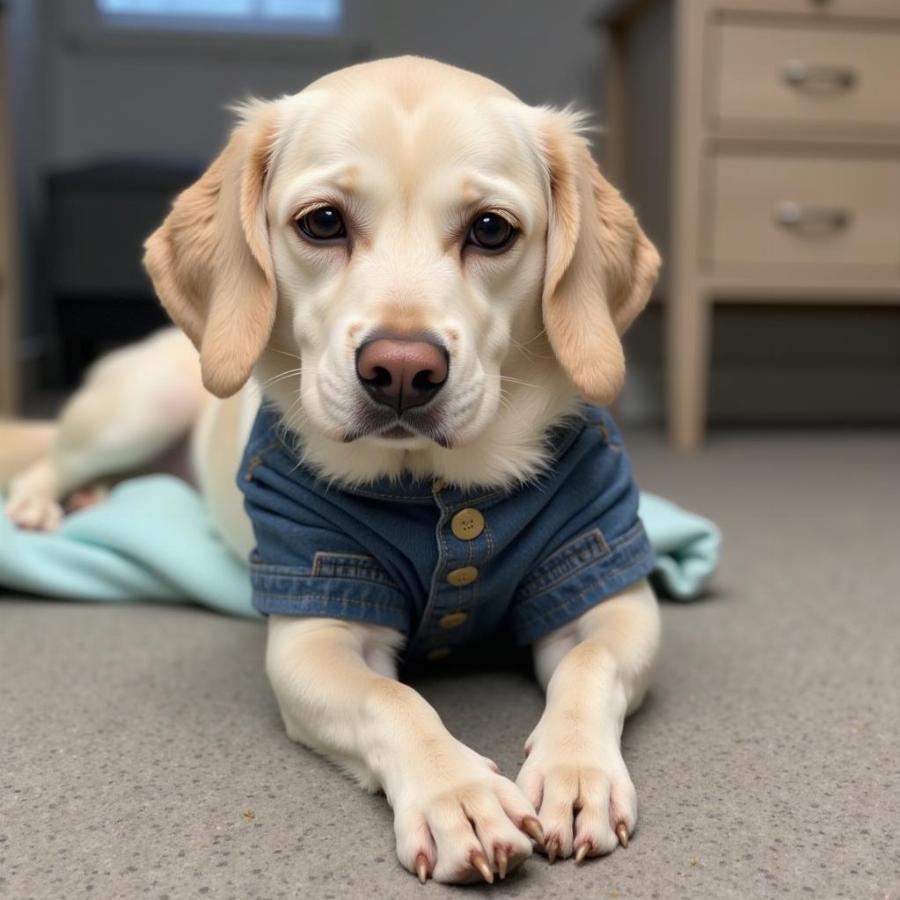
[3,57,660,885]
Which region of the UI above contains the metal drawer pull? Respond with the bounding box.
[781,60,858,92]
[773,201,852,233]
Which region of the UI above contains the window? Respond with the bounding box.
[96,0,342,34]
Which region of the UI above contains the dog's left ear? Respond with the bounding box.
[537,110,660,405]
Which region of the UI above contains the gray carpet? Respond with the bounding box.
[2,430,899,899]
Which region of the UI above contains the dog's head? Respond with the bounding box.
[144,57,658,485]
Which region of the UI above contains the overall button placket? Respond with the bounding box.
[414,490,493,658]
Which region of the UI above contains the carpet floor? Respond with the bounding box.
[2,429,899,899]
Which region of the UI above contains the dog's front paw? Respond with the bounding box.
[391,740,541,884]
[6,463,63,531]
[5,492,64,531]
[515,722,636,864]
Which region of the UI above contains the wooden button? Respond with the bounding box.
[450,508,485,541]
[446,566,478,587]
[439,612,469,629]
[427,647,453,661]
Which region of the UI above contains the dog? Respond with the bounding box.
[3,56,661,885]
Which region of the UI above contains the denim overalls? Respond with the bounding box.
[239,405,654,659]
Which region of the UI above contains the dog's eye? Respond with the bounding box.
[295,206,347,242]
[466,212,516,252]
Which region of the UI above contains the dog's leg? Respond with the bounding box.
[267,615,539,884]
[0,420,57,489]
[516,579,660,863]
[5,330,203,530]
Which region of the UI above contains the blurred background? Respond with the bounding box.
[1,0,899,447]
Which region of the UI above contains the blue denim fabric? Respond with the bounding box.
[238,404,655,656]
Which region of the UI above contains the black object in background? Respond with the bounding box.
[47,160,200,385]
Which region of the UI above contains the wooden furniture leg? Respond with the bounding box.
[667,284,710,451]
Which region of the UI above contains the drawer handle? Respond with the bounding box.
[781,60,858,93]
[773,201,852,234]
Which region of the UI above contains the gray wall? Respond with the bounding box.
[47,0,604,166]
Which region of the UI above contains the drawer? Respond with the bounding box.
[706,156,900,270]
[717,1,900,18]
[712,21,900,131]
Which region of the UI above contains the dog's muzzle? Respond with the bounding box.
[356,336,449,415]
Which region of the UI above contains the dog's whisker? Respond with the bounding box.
[489,374,543,389]
[516,327,547,344]
[278,394,306,434]
[260,368,305,388]
[510,329,549,353]
[509,332,556,363]
[268,346,303,361]
[495,389,552,441]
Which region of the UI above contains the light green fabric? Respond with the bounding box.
[0,476,719,615]
[0,477,255,617]
[638,492,721,601]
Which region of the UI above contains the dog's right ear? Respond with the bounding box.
[143,102,280,398]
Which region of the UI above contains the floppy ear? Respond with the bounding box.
[538,110,660,405]
[143,102,280,398]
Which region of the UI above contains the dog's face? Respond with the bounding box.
[265,79,548,450]
[145,57,659,484]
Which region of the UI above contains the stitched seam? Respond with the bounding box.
[517,527,614,600]
[254,574,404,592]
[409,491,451,646]
[310,573,396,588]
[519,555,653,627]
[310,551,394,584]
[312,551,377,567]
[252,596,410,628]
[342,490,435,503]
[513,547,656,640]
[514,532,653,623]
[251,560,315,576]
[252,556,405,595]
[253,591,408,608]
[337,487,505,506]
[448,490,503,508]
[253,556,394,582]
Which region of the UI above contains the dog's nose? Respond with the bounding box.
[356,337,449,413]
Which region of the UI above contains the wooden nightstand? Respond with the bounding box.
[599,0,900,449]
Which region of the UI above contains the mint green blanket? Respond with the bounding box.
[0,476,719,615]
